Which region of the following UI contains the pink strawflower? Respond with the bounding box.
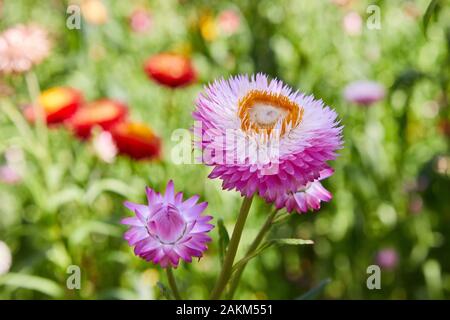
[375,248,398,270]
[0,24,51,74]
[0,165,21,184]
[342,11,362,36]
[129,8,153,34]
[274,168,333,214]
[217,10,240,35]
[343,80,385,106]
[193,74,343,209]
[121,181,214,268]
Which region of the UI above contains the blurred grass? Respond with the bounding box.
[1,0,450,299]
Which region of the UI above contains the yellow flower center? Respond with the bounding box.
[39,87,73,112]
[238,90,303,135]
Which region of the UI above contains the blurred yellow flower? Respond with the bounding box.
[199,13,217,42]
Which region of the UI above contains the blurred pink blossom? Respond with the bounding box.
[92,130,117,163]
[217,10,240,35]
[0,165,21,184]
[343,80,385,106]
[376,248,398,270]
[130,8,153,34]
[0,24,51,74]
[343,11,362,36]
[0,241,12,275]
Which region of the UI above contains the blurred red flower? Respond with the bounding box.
[24,87,83,124]
[143,53,196,88]
[68,99,128,139]
[110,122,161,160]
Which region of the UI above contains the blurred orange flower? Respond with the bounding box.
[68,99,128,139]
[143,53,196,88]
[24,87,83,124]
[81,0,108,25]
[110,122,161,160]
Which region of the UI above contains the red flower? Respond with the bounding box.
[110,122,161,160]
[68,99,128,139]
[143,53,196,88]
[24,87,83,124]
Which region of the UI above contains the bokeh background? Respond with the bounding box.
[1,0,450,299]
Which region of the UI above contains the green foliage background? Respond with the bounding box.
[0,0,449,299]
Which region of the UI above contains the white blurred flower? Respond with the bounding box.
[92,130,117,163]
[0,241,12,275]
[0,24,51,74]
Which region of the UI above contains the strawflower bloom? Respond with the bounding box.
[274,168,334,214]
[343,80,385,106]
[121,181,214,268]
[24,87,83,124]
[144,53,196,88]
[68,99,128,139]
[110,122,161,160]
[193,74,343,209]
[0,24,51,74]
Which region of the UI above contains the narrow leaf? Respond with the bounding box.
[0,273,64,298]
[217,219,230,265]
[296,278,331,300]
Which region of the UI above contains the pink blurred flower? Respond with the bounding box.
[130,8,153,34]
[0,165,21,184]
[376,248,398,270]
[122,181,214,268]
[92,130,117,163]
[343,11,362,36]
[0,24,51,74]
[343,80,385,106]
[0,241,12,275]
[217,10,240,35]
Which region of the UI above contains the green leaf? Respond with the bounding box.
[217,218,230,265]
[69,221,122,246]
[296,278,331,300]
[423,0,441,35]
[85,178,137,204]
[0,273,64,298]
[272,238,314,246]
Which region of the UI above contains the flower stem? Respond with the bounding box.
[25,71,48,152]
[166,267,182,300]
[210,196,254,300]
[226,207,279,299]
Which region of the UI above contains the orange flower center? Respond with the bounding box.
[120,122,155,140]
[76,101,121,123]
[238,90,303,135]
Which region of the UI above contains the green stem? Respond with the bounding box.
[166,267,182,300]
[25,71,48,152]
[227,207,279,299]
[210,196,254,300]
